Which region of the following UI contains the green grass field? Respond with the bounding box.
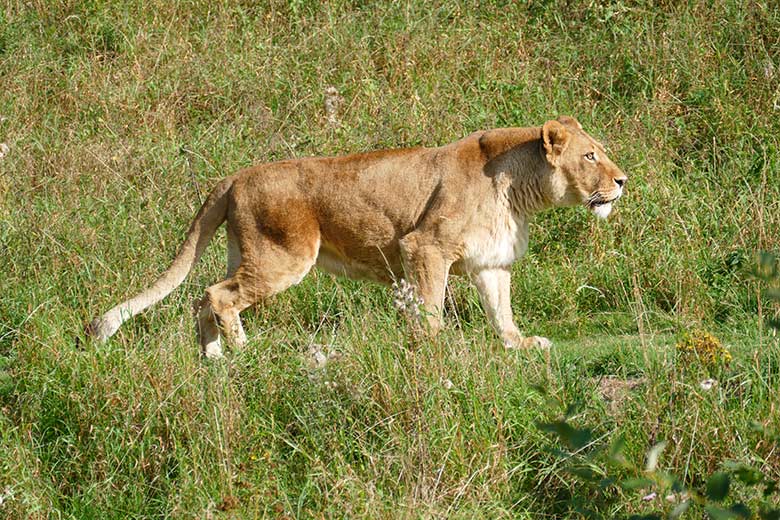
[1,1,779,518]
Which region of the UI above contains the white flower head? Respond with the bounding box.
[392,278,424,318]
[765,61,776,80]
[0,486,14,506]
[305,343,341,373]
[324,86,344,127]
[699,378,717,391]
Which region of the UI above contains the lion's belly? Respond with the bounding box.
[315,244,396,284]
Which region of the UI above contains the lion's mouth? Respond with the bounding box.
[586,192,621,209]
[586,192,622,220]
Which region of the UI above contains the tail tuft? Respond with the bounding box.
[85,314,121,342]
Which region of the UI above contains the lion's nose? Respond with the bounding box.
[614,178,626,188]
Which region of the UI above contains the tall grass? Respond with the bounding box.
[1,1,779,517]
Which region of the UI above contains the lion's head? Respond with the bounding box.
[541,116,627,219]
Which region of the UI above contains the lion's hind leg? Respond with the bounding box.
[225,223,246,344]
[198,222,320,359]
[197,278,250,359]
[197,295,226,359]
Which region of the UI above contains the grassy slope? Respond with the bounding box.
[1,0,779,517]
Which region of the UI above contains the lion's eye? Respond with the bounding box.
[584,152,596,161]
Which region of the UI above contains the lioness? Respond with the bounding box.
[88,116,626,357]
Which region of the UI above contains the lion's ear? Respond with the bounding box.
[542,120,571,165]
[557,115,582,130]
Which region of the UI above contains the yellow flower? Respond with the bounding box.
[675,330,731,368]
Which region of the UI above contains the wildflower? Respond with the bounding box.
[0,486,13,506]
[324,86,343,127]
[699,378,717,391]
[765,61,776,80]
[675,330,731,369]
[392,278,424,319]
[311,349,327,368]
[666,491,689,503]
[641,491,657,501]
[441,378,454,390]
[306,343,336,370]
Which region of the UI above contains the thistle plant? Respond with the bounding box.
[392,278,424,320]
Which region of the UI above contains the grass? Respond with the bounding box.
[1,0,779,517]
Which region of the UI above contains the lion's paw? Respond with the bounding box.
[202,339,224,360]
[526,335,552,349]
[504,334,552,350]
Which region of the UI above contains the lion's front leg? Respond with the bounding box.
[195,287,248,360]
[196,297,224,359]
[399,235,451,335]
[471,268,551,349]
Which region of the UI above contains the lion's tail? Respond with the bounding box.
[87,177,234,342]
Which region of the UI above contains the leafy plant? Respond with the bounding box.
[753,252,780,330]
[537,406,780,519]
[675,330,732,371]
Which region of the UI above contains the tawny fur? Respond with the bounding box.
[87,116,627,357]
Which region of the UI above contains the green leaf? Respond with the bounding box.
[0,355,14,370]
[724,461,763,485]
[705,505,738,519]
[754,252,779,280]
[609,433,627,461]
[750,421,766,433]
[537,420,593,450]
[598,477,617,489]
[609,433,626,454]
[729,504,751,518]
[528,383,548,396]
[569,466,601,481]
[645,441,667,472]
[656,471,680,489]
[621,477,654,490]
[564,401,584,419]
[706,472,730,502]
[759,508,780,520]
